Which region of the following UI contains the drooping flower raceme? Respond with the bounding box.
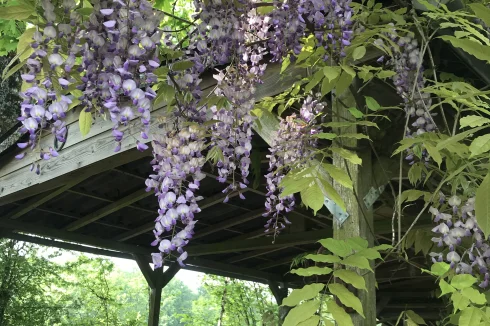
[146,124,206,268]
[429,195,490,288]
[264,96,323,235]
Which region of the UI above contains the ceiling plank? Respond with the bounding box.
[64,188,152,231]
[2,174,88,220]
[193,208,264,240]
[187,228,332,256]
[225,247,287,264]
[0,216,152,255]
[112,191,241,241]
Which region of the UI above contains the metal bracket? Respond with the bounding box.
[324,197,349,226]
[363,185,385,209]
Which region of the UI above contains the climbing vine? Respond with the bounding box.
[3,0,490,324]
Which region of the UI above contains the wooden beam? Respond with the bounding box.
[64,188,152,231]
[194,208,264,239]
[2,174,88,220]
[112,191,241,241]
[332,88,376,326]
[186,257,279,283]
[225,247,286,264]
[0,230,133,260]
[67,189,156,214]
[0,217,152,255]
[187,228,332,256]
[257,253,302,270]
[134,254,157,288]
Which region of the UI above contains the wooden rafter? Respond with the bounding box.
[193,208,264,239]
[64,188,152,231]
[225,247,287,264]
[187,228,332,256]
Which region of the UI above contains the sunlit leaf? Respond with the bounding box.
[327,300,353,326]
[333,269,367,291]
[305,254,341,264]
[318,238,353,257]
[476,172,490,239]
[79,110,92,137]
[282,284,325,307]
[283,300,320,326]
[329,283,364,317]
[290,266,332,277]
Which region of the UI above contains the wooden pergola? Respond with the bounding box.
[0,54,465,324]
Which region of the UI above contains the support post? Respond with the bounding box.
[134,255,180,326]
[332,88,376,326]
[268,281,290,324]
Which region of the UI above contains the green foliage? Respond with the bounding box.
[281,237,390,325]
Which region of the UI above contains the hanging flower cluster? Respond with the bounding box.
[264,96,323,236]
[79,0,163,151]
[299,0,353,60]
[268,0,305,61]
[147,124,206,267]
[16,0,77,171]
[17,0,164,169]
[429,195,490,288]
[383,29,435,165]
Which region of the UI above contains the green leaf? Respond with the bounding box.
[17,28,35,61]
[461,287,486,305]
[321,76,336,96]
[205,145,224,164]
[304,69,324,93]
[333,269,367,291]
[356,248,381,260]
[365,96,381,111]
[425,143,442,166]
[338,133,370,140]
[373,244,393,251]
[341,254,373,271]
[0,4,36,20]
[439,279,455,297]
[282,284,325,306]
[318,178,346,212]
[297,316,321,326]
[399,190,430,204]
[352,46,366,61]
[459,307,482,326]
[281,56,291,74]
[323,66,341,81]
[348,107,364,119]
[345,237,368,251]
[330,147,362,165]
[327,301,353,326]
[322,163,352,189]
[377,70,396,79]
[436,126,487,151]
[460,115,490,128]
[305,254,341,263]
[290,267,333,277]
[405,310,426,325]
[154,84,175,106]
[452,291,470,313]
[329,283,364,317]
[439,36,490,64]
[469,3,490,26]
[313,133,337,140]
[470,134,490,157]
[335,72,353,95]
[451,274,477,290]
[79,110,92,137]
[300,182,324,215]
[318,238,353,257]
[283,300,320,326]
[431,262,450,276]
[172,60,194,71]
[476,172,490,239]
[280,177,314,197]
[408,163,423,185]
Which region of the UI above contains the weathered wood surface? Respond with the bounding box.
[0,63,306,204]
[332,89,376,326]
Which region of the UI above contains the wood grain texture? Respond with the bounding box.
[332,89,376,326]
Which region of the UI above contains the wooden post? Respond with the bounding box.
[268,281,290,324]
[134,255,180,326]
[332,88,376,325]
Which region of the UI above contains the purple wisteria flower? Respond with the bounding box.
[430,196,490,288]
[264,96,323,236]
